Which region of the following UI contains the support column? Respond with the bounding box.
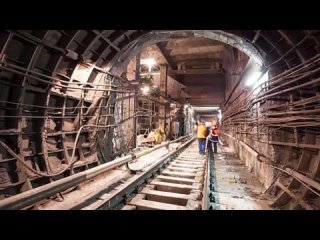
[133,53,141,147]
[159,64,168,133]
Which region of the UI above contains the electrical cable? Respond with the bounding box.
[0,119,148,178]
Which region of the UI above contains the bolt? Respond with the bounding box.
[209,192,215,202]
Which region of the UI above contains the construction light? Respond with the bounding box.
[141,58,156,71]
[246,70,268,87]
[218,109,222,120]
[246,71,262,87]
[141,85,150,95]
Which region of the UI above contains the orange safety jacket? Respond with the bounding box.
[211,128,219,142]
[212,129,219,136]
[197,125,207,139]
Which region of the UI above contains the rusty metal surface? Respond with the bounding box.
[0,136,189,209]
[0,30,320,207]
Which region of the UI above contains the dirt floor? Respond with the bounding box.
[210,145,273,210]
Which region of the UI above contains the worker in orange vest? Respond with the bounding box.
[211,125,220,153]
[197,122,209,155]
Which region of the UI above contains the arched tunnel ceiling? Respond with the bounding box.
[1,30,319,81]
[1,30,319,142]
[107,30,320,75]
[1,30,319,132]
[1,30,320,206]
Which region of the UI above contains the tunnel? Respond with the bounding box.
[0,30,320,210]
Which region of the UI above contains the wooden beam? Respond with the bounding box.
[276,181,314,210]
[170,45,224,55]
[155,42,175,70]
[141,188,195,205]
[172,53,222,61]
[175,58,221,67]
[128,194,188,210]
[285,168,320,192]
[169,68,224,75]
[156,175,200,184]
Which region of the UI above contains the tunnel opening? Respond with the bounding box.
[0,30,320,210]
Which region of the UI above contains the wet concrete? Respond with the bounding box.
[209,145,273,210]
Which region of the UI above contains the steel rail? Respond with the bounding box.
[89,136,196,210]
[0,135,190,210]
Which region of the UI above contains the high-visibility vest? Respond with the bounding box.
[211,129,219,142]
[197,125,207,139]
[212,129,219,136]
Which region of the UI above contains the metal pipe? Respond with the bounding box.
[223,57,320,119]
[3,60,119,88]
[266,31,314,69]
[0,64,132,92]
[224,60,251,106]
[223,75,320,121]
[0,135,190,210]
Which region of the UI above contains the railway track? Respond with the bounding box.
[0,134,272,210]
[0,136,212,210]
[81,138,208,210]
[120,142,207,210]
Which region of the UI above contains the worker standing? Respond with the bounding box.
[211,125,220,153]
[197,122,208,155]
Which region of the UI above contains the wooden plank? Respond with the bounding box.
[122,205,136,210]
[155,43,175,70]
[174,158,206,164]
[171,163,204,168]
[151,180,202,190]
[186,199,201,210]
[178,155,204,158]
[141,188,196,205]
[271,188,291,207]
[166,166,199,173]
[170,68,222,75]
[151,180,201,194]
[276,182,314,210]
[162,170,202,178]
[285,167,320,191]
[174,159,205,164]
[157,175,201,184]
[129,194,188,210]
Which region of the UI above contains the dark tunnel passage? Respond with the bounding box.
[0,30,320,210]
